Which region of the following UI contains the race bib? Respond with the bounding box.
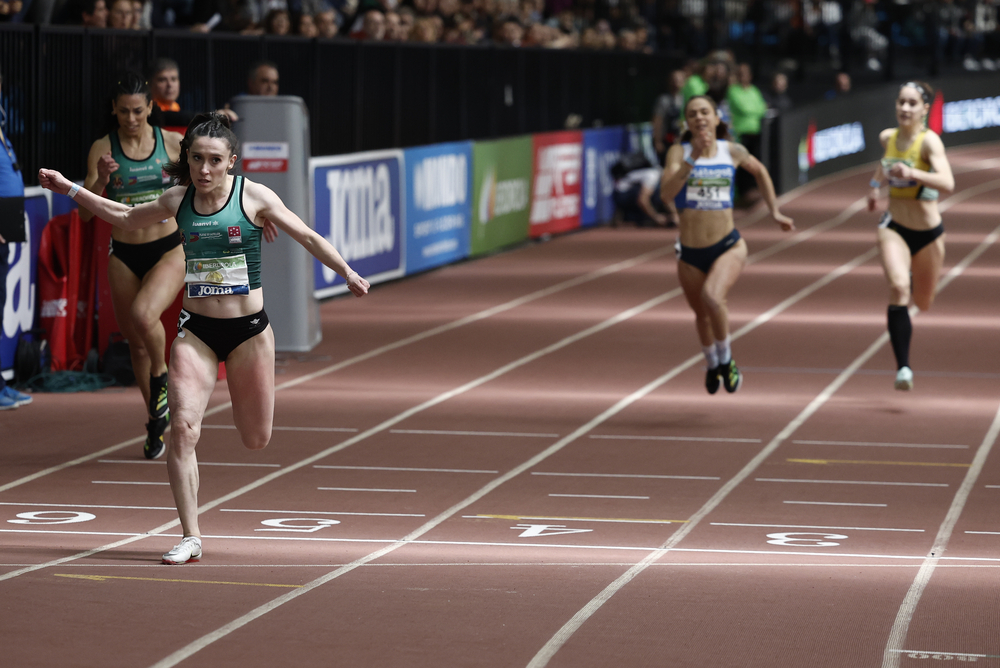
[881,158,918,189]
[685,176,731,210]
[185,255,251,298]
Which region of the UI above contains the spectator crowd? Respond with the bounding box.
[2,0,999,67]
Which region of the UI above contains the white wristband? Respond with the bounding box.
[68,183,81,199]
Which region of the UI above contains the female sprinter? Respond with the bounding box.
[661,95,794,394]
[79,73,184,459]
[40,112,370,565]
[868,81,953,391]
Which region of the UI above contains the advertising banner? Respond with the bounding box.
[311,150,405,298]
[529,131,583,238]
[470,136,533,256]
[404,142,472,274]
[2,188,50,380]
[581,127,625,227]
[626,122,658,166]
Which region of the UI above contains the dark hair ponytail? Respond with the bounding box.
[112,71,152,105]
[164,112,239,186]
[679,95,732,143]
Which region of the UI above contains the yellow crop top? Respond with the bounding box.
[881,129,939,201]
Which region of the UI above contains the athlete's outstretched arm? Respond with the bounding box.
[733,144,794,231]
[660,143,692,201]
[38,168,181,231]
[245,180,369,297]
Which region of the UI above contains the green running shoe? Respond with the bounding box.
[721,359,742,393]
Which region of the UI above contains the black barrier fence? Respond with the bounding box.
[773,75,1000,195]
[0,25,673,186]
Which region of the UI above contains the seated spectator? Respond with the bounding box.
[764,71,792,114]
[497,16,522,46]
[315,5,340,36]
[132,0,150,29]
[824,71,850,101]
[353,7,384,39]
[108,0,132,28]
[247,60,280,95]
[72,0,108,26]
[264,8,291,34]
[296,11,319,36]
[190,0,261,33]
[410,14,439,41]
[397,6,415,38]
[0,1,24,22]
[617,28,638,51]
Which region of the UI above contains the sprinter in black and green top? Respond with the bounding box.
[79,73,184,461]
[40,111,370,565]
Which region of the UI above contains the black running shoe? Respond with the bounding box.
[144,416,168,460]
[705,365,721,394]
[721,359,742,393]
[149,372,169,420]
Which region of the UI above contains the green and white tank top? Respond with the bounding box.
[106,126,172,206]
[176,176,263,299]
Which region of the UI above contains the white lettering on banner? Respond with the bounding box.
[600,150,620,198]
[422,238,459,258]
[4,213,36,340]
[531,143,581,224]
[414,154,467,211]
[412,214,465,239]
[812,122,866,164]
[243,142,289,159]
[585,147,597,208]
[478,168,529,223]
[324,165,396,282]
[943,96,1000,133]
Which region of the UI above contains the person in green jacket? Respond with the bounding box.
[726,63,768,205]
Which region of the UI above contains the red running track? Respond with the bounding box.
[2,144,1000,668]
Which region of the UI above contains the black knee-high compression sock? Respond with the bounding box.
[887,305,912,370]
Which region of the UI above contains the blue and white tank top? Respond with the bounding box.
[680,140,736,211]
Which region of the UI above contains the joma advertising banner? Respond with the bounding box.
[470,136,533,256]
[1,188,50,380]
[311,150,405,298]
[404,142,472,274]
[529,131,582,238]
[581,127,625,227]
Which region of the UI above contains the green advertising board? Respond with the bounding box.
[470,136,533,256]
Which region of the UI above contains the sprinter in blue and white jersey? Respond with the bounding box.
[661,95,794,395]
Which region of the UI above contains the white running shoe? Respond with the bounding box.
[162,536,202,565]
[894,366,914,391]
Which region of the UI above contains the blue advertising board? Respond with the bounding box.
[404,142,472,274]
[2,188,51,380]
[581,127,625,227]
[310,150,405,299]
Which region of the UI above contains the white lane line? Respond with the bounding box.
[314,465,498,474]
[985,485,1000,489]
[532,472,720,481]
[757,478,949,487]
[792,440,970,450]
[589,434,762,443]
[389,429,560,438]
[220,508,423,518]
[0,502,176,511]
[784,501,888,508]
[549,494,650,500]
[201,425,359,433]
[317,487,417,493]
[965,531,1000,535]
[218,509,425,518]
[0,244,674,495]
[528,218,1000,668]
[710,522,923,533]
[145,212,886,668]
[99,460,282,468]
[91,481,170,486]
[881,400,1000,668]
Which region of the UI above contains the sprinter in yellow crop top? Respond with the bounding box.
[867,81,954,392]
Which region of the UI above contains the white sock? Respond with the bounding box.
[703,345,719,369]
[715,336,732,365]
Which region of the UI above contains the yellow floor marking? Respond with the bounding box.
[54,573,302,588]
[470,514,688,524]
[788,458,970,468]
